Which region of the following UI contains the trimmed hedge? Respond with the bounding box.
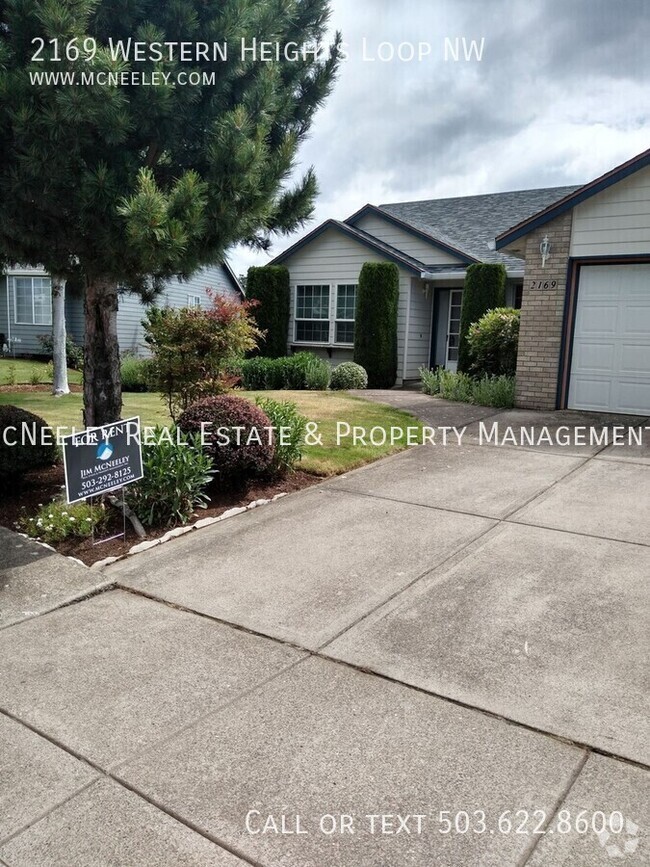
[246,265,290,358]
[354,262,399,388]
[458,264,506,373]
[240,352,330,390]
[0,405,57,479]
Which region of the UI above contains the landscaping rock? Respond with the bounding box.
[90,557,119,571]
[220,507,247,520]
[160,526,194,542]
[194,517,221,529]
[128,540,161,556]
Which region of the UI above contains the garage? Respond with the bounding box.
[568,264,650,414]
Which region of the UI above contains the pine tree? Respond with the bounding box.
[0,0,340,424]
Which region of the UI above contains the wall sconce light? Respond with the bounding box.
[540,235,551,268]
[421,283,431,300]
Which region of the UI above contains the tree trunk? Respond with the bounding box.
[83,280,122,427]
[51,278,70,396]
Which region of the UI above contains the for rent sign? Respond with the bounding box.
[62,417,143,504]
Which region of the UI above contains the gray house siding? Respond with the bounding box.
[0,268,52,355]
[1,263,241,358]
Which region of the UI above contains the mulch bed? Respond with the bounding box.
[0,463,320,566]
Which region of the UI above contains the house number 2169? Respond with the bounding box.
[530,280,557,290]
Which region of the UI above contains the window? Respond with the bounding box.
[14,277,52,325]
[335,284,356,344]
[514,284,523,310]
[187,294,202,308]
[295,285,330,343]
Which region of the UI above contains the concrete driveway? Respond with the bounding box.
[0,395,648,866]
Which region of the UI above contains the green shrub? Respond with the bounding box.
[246,265,290,358]
[467,308,520,377]
[354,262,399,388]
[120,355,152,392]
[256,397,307,476]
[0,405,58,480]
[29,369,41,385]
[20,499,107,543]
[471,374,516,408]
[458,264,507,373]
[144,293,262,420]
[420,366,441,396]
[419,367,516,408]
[5,363,17,386]
[179,395,274,483]
[38,333,84,370]
[240,352,330,390]
[330,361,368,390]
[127,425,214,527]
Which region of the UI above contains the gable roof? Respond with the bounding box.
[345,204,479,264]
[221,260,244,296]
[378,186,579,267]
[270,218,428,275]
[495,148,650,250]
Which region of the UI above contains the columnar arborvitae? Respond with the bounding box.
[354,262,399,388]
[458,263,507,373]
[246,266,291,358]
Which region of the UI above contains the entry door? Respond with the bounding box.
[445,289,463,372]
[568,264,650,414]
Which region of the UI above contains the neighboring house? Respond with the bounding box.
[272,146,650,415]
[0,262,243,357]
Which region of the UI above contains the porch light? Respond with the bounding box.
[540,235,551,268]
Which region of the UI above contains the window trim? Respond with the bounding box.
[13,275,53,326]
[334,283,357,346]
[187,294,202,308]
[294,283,332,345]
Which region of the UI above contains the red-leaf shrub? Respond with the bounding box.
[178,395,274,482]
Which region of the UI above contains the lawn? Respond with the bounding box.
[0,363,422,475]
[0,358,83,386]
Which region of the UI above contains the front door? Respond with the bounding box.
[445,289,463,372]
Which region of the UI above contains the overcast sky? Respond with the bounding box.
[230,0,650,276]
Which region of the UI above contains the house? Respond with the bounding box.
[0,262,243,357]
[271,147,650,415]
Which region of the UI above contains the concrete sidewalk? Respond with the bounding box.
[0,396,648,866]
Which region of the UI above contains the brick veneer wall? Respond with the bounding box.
[515,210,574,410]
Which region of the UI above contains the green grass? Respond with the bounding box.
[0,358,82,386]
[0,381,422,476]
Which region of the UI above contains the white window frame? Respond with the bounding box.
[187,294,202,308]
[13,275,52,326]
[294,284,332,345]
[334,284,357,346]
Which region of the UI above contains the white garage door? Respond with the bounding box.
[568,264,650,414]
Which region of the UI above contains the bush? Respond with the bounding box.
[240,352,330,391]
[467,308,520,377]
[20,499,107,543]
[127,426,214,527]
[256,397,307,476]
[179,395,274,483]
[471,374,516,408]
[246,266,290,358]
[38,333,84,370]
[144,293,262,420]
[354,262,399,388]
[419,367,516,408]
[330,361,368,390]
[458,264,507,373]
[0,405,58,480]
[120,355,152,392]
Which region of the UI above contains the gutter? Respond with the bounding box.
[420,268,525,281]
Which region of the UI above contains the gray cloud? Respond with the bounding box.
[232,0,650,273]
